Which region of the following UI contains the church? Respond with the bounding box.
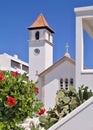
[27,6,93,110]
[0,6,93,130]
[27,13,76,109]
[0,6,93,111]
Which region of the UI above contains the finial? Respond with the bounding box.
[65,43,70,58]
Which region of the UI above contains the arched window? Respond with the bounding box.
[70,78,74,86]
[60,78,63,89]
[35,31,39,40]
[65,78,68,90]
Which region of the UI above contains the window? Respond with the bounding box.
[60,78,74,90]
[65,78,68,90]
[60,78,63,89]
[11,60,21,69]
[70,78,73,86]
[35,31,39,40]
[22,65,29,73]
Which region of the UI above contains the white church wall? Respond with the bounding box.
[29,27,53,81]
[45,43,53,68]
[48,96,93,130]
[29,29,44,41]
[45,30,53,43]
[39,60,75,110]
[44,78,59,110]
[29,28,53,42]
[29,41,47,81]
[37,77,45,103]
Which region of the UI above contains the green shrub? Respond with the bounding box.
[39,85,93,130]
[0,71,43,129]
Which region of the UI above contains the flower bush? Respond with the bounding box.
[0,71,43,130]
[38,108,46,116]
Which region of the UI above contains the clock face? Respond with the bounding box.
[34,48,40,55]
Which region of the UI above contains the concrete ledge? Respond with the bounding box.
[74,6,93,12]
[48,97,93,130]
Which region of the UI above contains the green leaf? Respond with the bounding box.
[50,118,58,124]
[56,90,65,99]
[0,71,44,129]
[39,116,48,124]
[63,96,70,104]
[78,87,83,103]
[69,86,77,94]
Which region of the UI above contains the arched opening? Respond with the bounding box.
[70,78,74,86]
[60,78,63,89]
[65,78,68,90]
[35,31,39,40]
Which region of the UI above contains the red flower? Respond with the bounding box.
[12,71,18,77]
[34,87,39,94]
[38,108,45,115]
[0,72,4,81]
[6,96,16,107]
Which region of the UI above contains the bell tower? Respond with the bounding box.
[28,13,54,81]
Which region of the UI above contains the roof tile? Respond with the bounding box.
[28,13,54,33]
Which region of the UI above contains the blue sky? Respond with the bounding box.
[0,0,93,68]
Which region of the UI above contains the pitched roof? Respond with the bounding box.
[27,13,54,33]
[38,56,75,77]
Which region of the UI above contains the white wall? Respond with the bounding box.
[0,54,12,69]
[39,60,75,110]
[0,53,29,74]
[75,6,93,90]
[48,97,93,130]
[45,43,53,69]
[29,28,53,82]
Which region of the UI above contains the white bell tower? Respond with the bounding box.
[28,13,54,81]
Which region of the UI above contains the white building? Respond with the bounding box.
[28,13,76,109]
[0,53,29,80]
[26,5,93,129]
[48,5,93,128]
[28,13,54,81]
[28,6,93,109]
[38,55,75,109]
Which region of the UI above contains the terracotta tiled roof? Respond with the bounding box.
[28,13,54,33]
